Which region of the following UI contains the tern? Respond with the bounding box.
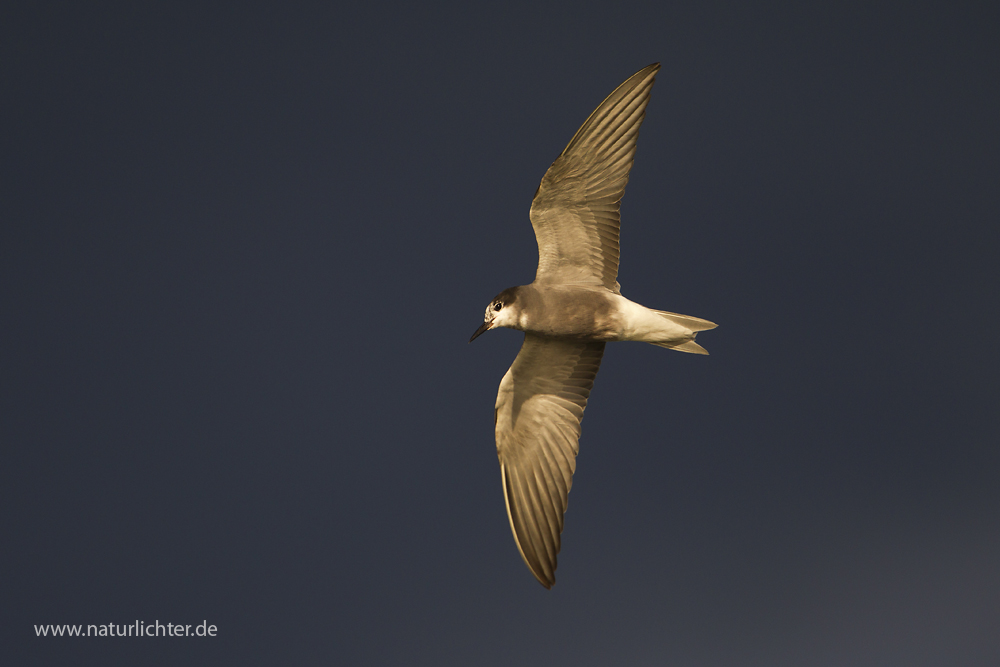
[470,63,717,588]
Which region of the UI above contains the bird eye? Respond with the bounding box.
[493,302,502,311]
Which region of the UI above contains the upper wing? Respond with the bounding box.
[529,63,661,293]
[494,333,605,588]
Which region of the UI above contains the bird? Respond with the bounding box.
[469,63,717,588]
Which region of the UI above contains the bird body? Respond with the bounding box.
[478,283,713,349]
[470,63,716,588]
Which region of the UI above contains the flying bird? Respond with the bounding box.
[470,63,717,588]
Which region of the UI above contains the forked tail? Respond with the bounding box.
[651,310,718,355]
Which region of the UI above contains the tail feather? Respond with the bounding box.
[651,339,710,355]
[653,310,718,332]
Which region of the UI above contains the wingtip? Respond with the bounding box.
[501,460,562,590]
[639,62,661,77]
[531,567,555,589]
[555,62,664,160]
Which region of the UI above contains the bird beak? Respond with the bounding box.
[469,321,492,343]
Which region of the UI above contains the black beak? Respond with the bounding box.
[469,321,491,343]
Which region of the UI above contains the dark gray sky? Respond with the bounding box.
[3,2,998,665]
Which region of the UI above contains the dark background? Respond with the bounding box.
[3,2,998,665]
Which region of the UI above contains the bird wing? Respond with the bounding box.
[494,333,605,588]
[529,63,660,293]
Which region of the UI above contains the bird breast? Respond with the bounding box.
[518,285,624,341]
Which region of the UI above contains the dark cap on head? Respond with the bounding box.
[494,286,520,306]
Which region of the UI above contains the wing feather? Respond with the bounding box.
[495,334,605,588]
[529,63,660,292]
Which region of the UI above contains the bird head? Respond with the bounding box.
[470,287,521,342]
